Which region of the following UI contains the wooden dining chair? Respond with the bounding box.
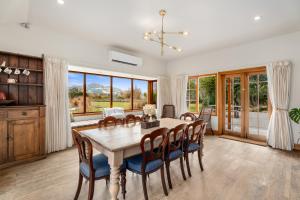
[184,120,207,177]
[124,114,140,124]
[179,112,196,121]
[165,124,187,189]
[197,107,214,135]
[72,129,110,200]
[124,128,169,200]
[161,104,176,118]
[98,116,124,128]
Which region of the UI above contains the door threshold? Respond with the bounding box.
[219,135,267,147]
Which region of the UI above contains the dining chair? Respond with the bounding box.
[184,120,207,177]
[98,116,124,128]
[161,104,176,118]
[72,130,126,200]
[197,107,214,135]
[124,114,141,124]
[179,112,196,121]
[125,128,169,200]
[165,124,187,189]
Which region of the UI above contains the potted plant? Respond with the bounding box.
[289,108,300,144]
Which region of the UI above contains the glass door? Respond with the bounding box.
[224,75,243,136]
[246,73,270,141]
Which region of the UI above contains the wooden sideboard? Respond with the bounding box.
[0,106,46,169]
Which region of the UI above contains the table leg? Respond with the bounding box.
[108,151,123,200]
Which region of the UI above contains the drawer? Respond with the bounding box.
[0,111,7,119]
[8,110,39,119]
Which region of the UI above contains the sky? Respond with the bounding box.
[68,72,148,92]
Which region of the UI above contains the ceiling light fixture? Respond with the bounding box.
[57,0,65,5]
[143,9,188,56]
[254,15,262,21]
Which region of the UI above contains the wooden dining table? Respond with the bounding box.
[80,118,192,200]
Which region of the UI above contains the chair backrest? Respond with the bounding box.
[167,124,187,154]
[198,107,213,128]
[72,129,94,172]
[140,128,169,171]
[99,116,123,127]
[179,112,196,121]
[186,120,206,145]
[161,104,176,118]
[125,114,140,124]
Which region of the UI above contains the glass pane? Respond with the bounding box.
[133,80,148,109]
[259,82,268,112]
[189,101,197,112]
[198,76,216,112]
[249,74,258,82]
[112,77,132,109]
[259,74,268,82]
[86,75,110,112]
[249,83,258,112]
[190,90,196,101]
[188,79,196,89]
[68,72,84,113]
[152,81,157,105]
[233,81,241,106]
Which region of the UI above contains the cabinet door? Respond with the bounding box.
[8,119,39,161]
[0,120,7,163]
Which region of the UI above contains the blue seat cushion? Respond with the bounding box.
[168,149,183,160]
[187,143,200,152]
[80,154,110,178]
[126,154,163,174]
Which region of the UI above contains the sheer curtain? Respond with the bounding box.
[174,75,188,117]
[44,56,72,153]
[267,61,294,150]
[157,76,172,118]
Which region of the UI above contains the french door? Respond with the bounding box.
[220,67,270,142]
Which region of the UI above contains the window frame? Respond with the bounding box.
[188,73,217,116]
[68,70,156,115]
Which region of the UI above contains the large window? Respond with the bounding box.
[133,80,148,110]
[187,75,217,114]
[112,77,132,109]
[68,71,155,114]
[86,74,110,112]
[68,72,84,113]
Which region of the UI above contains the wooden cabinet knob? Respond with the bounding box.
[22,112,27,116]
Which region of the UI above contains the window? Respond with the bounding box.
[68,71,156,114]
[112,77,132,110]
[68,72,84,113]
[187,79,197,112]
[187,74,217,114]
[86,74,110,112]
[133,80,148,109]
[198,75,217,113]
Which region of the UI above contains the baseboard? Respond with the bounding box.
[294,144,300,151]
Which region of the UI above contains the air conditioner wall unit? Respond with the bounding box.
[109,51,143,67]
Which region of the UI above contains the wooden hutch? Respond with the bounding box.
[0,51,45,169]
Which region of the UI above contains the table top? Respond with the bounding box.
[80,118,191,152]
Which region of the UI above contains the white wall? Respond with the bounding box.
[167,31,300,144]
[0,24,167,78]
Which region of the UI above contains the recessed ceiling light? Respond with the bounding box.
[57,0,64,5]
[254,15,262,21]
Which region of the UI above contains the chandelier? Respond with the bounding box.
[144,9,188,56]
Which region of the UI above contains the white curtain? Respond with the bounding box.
[174,75,188,117]
[267,61,294,151]
[44,56,72,153]
[157,76,172,118]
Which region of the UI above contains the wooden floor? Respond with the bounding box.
[1,136,300,200]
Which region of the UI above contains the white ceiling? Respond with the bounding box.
[1,0,300,60]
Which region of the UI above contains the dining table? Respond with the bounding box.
[80,117,193,200]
